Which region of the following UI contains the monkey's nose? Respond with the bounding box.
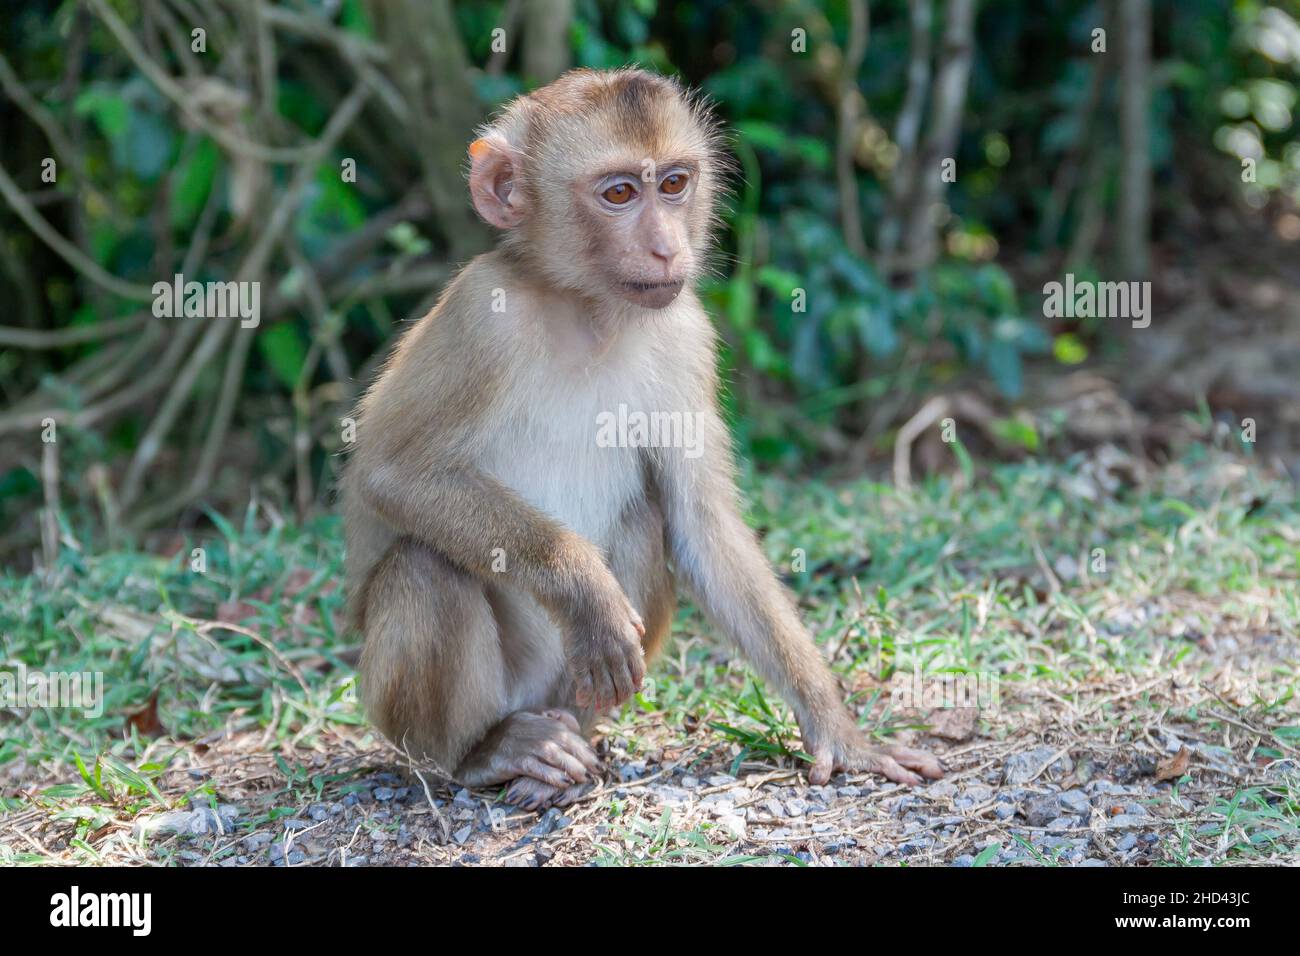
[649,244,680,278]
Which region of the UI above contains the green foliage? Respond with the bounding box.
[2,0,1295,538]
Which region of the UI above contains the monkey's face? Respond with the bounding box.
[469,69,725,311]
[576,160,701,309]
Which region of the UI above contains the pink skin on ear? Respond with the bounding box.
[468,136,525,229]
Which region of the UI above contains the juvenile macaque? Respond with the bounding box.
[343,68,942,809]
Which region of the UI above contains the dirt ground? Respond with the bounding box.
[5,587,1294,867]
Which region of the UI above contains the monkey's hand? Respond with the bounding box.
[569,596,646,711]
[804,719,945,787]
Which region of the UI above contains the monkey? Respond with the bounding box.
[342,68,943,811]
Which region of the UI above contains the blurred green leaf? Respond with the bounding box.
[257,323,309,391]
[74,87,129,140]
[171,139,219,230]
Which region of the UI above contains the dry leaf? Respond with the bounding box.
[927,707,978,742]
[1154,745,1191,783]
[125,692,165,738]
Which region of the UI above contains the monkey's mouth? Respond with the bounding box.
[621,279,684,308]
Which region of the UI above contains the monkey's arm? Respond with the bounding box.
[654,409,943,785]
[356,448,646,709]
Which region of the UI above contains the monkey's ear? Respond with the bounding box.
[468,134,526,229]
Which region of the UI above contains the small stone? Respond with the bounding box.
[374,787,395,802]
[453,826,472,844]
[188,808,226,835]
[131,810,191,840]
[715,815,746,840]
[529,808,570,837]
[651,785,691,805]
[1003,746,1071,785]
[1059,790,1092,816]
[1116,833,1138,852]
[1085,780,1126,796]
[952,854,976,867]
[1107,814,1147,829]
[1024,794,1060,827]
[618,761,647,781]
[681,775,700,789]
[892,795,923,816]
[836,785,861,798]
[899,836,933,855]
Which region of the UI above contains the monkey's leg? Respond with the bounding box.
[507,499,678,811]
[609,496,676,663]
[358,538,600,801]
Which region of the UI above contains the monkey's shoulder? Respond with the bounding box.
[420,253,555,337]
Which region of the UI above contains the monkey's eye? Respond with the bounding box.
[660,172,689,195]
[601,182,638,205]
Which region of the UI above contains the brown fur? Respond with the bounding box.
[342,69,942,809]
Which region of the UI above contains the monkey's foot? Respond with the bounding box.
[456,709,600,792]
[504,776,595,812]
[809,737,945,787]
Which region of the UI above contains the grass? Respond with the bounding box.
[1,437,1297,865]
